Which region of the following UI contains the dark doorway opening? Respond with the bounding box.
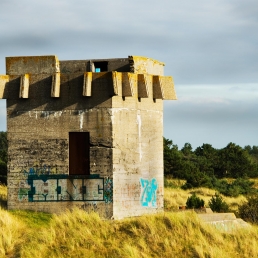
[94,61,108,72]
[69,132,90,175]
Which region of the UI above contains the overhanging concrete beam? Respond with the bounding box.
[112,71,122,96]
[19,74,30,98]
[51,72,60,97]
[160,76,177,100]
[153,75,164,99]
[128,73,137,97]
[83,72,92,96]
[0,75,9,99]
[138,74,149,98]
[122,73,134,97]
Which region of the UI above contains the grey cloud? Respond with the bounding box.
[0,0,257,84]
[230,0,258,23]
[164,96,258,149]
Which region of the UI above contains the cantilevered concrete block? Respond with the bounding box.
[0,75,9,99]
[160,76,177,100]
[153,76,164,99]
[19,74,30,98]
[6,55,60,75]
[112,71,122,96]
[122,73,134,97]
[128,73,137,97]
[83,72,92,96]
[138,74,149,98]
[51,72,60,97]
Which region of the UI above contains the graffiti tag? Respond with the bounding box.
[22,164,53,176]
[104,178,113,203]
[140,178,158,208]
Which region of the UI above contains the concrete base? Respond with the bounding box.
[198,213,250,232]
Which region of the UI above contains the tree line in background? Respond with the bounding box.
[164,137,258,197]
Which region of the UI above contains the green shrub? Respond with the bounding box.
[213,177,256,197]
[186,193,205,209]
[208,193,229,212]
[238,195,258,224]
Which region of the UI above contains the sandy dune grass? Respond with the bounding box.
[0,184,257,258]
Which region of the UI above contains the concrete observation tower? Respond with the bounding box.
[0,55,176,219]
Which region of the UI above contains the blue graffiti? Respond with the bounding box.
[104,178,113,203]
[22,164,52,176]
[140,178,158,207]
[19,174,107,202]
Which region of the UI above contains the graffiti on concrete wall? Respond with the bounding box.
[104,178,113,203]
[17,174,113,203]
[140,178,158,208]
[21,164,58,176]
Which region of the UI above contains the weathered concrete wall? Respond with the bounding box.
[60,58,130,73]
[7,72,114,218]
[6,55,60,75]
[112,75,164,219]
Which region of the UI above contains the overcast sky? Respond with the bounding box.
[0,0,257,149]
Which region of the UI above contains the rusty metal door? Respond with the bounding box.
[69,132,90,175]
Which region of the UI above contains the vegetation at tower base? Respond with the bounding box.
[163,137,258,197]
[1,183,258,258]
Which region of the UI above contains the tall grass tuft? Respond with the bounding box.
[0,208,26,257]
[0,184,7,209]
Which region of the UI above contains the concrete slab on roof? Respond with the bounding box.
[6,55,60,75]
[129,56,165,76]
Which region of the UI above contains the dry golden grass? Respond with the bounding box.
[0,208,26,257]
[0,184,6,197]
[0,184,258,257]
[0,184,7,210]
[17,209,258,258]
[164,187,247,212]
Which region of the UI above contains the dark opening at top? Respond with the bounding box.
[94,61,108,72]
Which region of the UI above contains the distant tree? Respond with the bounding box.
[164,138,174,174]
[163,138,258,195]
[181,143,192,157]
[244,145,258,176]
[245,145,258,156]
[215,143,254,178]
[163,137,184,176]
[195,143,217,159]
